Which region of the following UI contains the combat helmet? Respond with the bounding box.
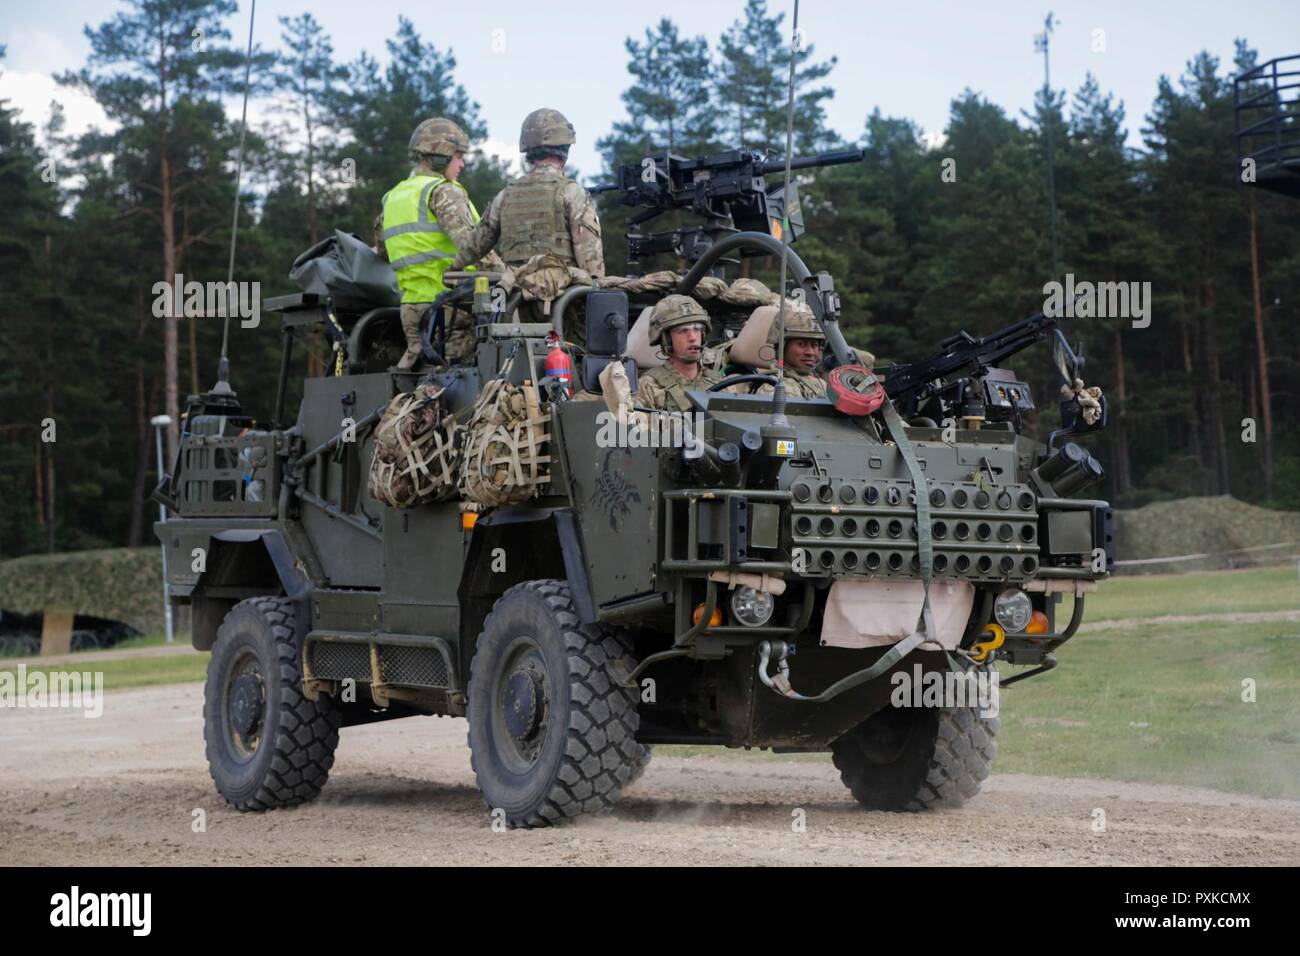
[766,300,825,346]
[520,108,577,152]
[410,117,471,159]
[650,295,711,349]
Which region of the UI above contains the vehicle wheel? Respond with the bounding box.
[624,744,654,788]
[467,579,645,827]
[203,596,341,810]
[831,698,998,811]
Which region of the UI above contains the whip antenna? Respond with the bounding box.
[770,0,801,423]
[214,0,257,394]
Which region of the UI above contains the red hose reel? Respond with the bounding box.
[827,364,886,416]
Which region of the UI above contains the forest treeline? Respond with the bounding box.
[2,0,1297,557]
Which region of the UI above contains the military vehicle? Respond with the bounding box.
[155,146,1113,827]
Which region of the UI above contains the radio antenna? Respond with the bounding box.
[213,0,257,395]
[770,0,801,423]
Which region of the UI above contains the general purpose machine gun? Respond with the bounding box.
[879,310,1107,449]
[591,147,864,269]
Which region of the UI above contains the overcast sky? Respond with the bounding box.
[2,0,1297,180]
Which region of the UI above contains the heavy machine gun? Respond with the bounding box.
[591,147,864,269]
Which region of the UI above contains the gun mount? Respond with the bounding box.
[591,147,864,269]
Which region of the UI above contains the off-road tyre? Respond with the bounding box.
[624,744,654,788]
[204,596,341,810]
[467,579,645,827]
[831,700,998,811]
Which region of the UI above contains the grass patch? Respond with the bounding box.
[993,617,1300,799]
[1089,565,1300,621]
[111,631,187,652]
[0,653,208,691]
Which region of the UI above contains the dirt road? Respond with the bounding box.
[3,683,1297,866]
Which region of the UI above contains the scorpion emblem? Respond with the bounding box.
[589,448,642,532]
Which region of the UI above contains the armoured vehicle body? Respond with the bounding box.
[157,148,1113,826]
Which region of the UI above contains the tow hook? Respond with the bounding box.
[970,623,1006,663]
[757,640,800,698]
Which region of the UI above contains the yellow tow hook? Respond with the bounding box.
[970,622,1006,663]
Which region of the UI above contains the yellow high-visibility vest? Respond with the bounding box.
[381,174,480,303]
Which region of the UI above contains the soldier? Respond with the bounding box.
[451,108,605,278]
[635,295,724,412]
[382,118,504,370]
[756,303,829,399]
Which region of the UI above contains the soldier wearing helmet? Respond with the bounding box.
[451,108,605,278]
[381,117,504,369]
[756,301,829,399]
[634,295,724,411]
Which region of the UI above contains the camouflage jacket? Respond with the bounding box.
[635,363,723,412]
[756,367,828,399]
[452,165,604,276]
[431,181,506,273]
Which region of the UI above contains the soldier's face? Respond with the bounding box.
[784,337,823,374]
[668,323,706,363]
[447,152,465,180]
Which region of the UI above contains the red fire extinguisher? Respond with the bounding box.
[544,332,573,397]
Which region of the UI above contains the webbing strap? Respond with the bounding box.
[881,399,938,646]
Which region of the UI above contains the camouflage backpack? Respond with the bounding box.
[459,370,552,508]
[368,383,461,508]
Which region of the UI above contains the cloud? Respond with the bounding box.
[0,68,114,144]
[920,130,947,151]
[476,135,522,174]
[1,26,80,73]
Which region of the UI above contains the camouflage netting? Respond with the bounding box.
[459,377,551,507]
[1114,495,1300,574]
[0,548,169,635]
[368,382,462,508]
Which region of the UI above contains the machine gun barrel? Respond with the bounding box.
[755,148,865,175]
[883,311,1060,405]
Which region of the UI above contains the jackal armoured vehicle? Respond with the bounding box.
[157,147,1113,826]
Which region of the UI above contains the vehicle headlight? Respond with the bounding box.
[730,586,774,627]
[994,588,1033,634]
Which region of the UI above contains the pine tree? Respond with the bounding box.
[57,0,253,460]
[716,0,837,155]
[329,17,499,235]
[601,18,717,157]
[271,13,344,247]
[1143,51,1251,497]
[0,47,61,554]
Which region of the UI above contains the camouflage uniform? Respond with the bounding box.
[636,363,724,412]
[428,183,505,361]
[759,366,827,399]
[756,302,828,399]
[452,109,604,277]
[635,295,722,411]
[386,118,504,368]
[452,166,604,276]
